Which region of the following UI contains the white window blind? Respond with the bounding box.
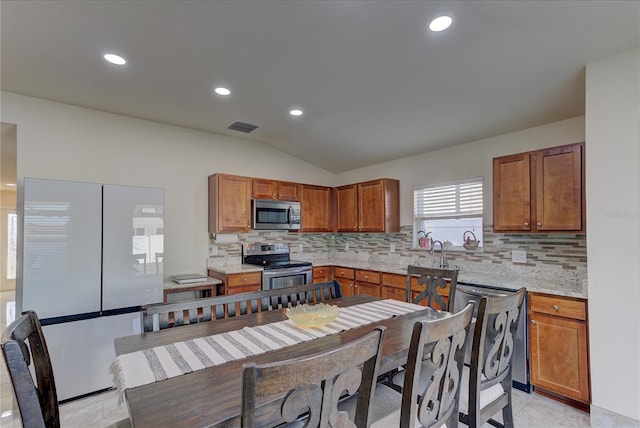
[414,177,483,220]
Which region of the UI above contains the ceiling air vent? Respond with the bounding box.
[228,121,258,133]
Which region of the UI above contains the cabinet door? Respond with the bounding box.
[313,266,332,283]
[535,144,582,231]
[381,286,405,302]
[493,153,531,231]
[530,312,590,403]
[209,174,251,233]
[336,280,355,297]
[336,184,358,232]
[277,181,300,201]
[300,184,333,232]
[355,281,381,297]
[252,178,277,200]
[358,180,386,232]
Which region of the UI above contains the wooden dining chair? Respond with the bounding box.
[344,303,475,428]
[407,265,459,312]
[1,310,60,428]
[458,287,526,428]
[241,326,386,428]
[141,281,342,332]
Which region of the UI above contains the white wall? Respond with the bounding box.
[0,92,334,276]
[586,49,640,421]
[335,116,585,226]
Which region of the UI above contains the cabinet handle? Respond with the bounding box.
[524,222,529,226]
[243,278,247,282]
[552,304,559,311]
[537,222,542,227]
[531,320,536,324]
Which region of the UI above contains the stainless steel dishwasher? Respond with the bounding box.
[454,282,532,393]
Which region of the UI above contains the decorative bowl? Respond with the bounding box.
[286,303,340,328]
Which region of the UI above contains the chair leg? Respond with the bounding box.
[501,400,514,428]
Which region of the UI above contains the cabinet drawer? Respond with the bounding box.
[228,272,262,287]
[334,267,354,280]
[227,284,261,295]
[313,266,330,278]
[381,273,405,289]
[530,293,586,321]
[356,270,380,284]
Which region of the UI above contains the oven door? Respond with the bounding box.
[262,266,312,290]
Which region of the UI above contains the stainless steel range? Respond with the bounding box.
[242,242,312,290]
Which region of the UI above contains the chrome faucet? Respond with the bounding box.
[430,240,448,268]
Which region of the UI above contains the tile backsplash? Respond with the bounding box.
[209,225,586,273]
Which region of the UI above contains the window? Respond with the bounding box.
[413,177,483,248]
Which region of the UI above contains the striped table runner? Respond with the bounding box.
[110,299,426,398]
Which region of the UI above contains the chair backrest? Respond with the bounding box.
[141,280,342,332]
[406,265,459,311]
[400,303,475,428]
[1,310,60,428]
[466,287,526,427]
[241,326,386,428]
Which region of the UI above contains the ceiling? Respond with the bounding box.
[1,1,638,173]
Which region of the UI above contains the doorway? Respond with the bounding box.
[0,122,18,421]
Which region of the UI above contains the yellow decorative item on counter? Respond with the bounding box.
[286,303,340,327]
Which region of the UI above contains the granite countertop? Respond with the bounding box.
[207,253,587,299]
[206,263,264,275]
[163,277,222,291]
[306,256,586,299]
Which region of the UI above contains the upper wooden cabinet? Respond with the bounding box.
[208,174,252,233]
[493,142,584,233]
[252,179,300,201]
[300,184,333,232]
[336,178,400,233]
[336,184,358,232]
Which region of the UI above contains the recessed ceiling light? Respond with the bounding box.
[289,109,303,117]
[103,53,126,65]
[214,87,231,96]
[429,15,453,32]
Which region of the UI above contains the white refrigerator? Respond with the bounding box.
[18,178,164,401]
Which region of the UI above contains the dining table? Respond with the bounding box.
[114,294,450,427]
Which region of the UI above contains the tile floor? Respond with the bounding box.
[0,287,635,427]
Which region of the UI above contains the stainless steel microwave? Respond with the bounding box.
[252,199,301,230]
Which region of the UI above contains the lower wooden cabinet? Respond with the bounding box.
[380,272,449,310]
[334,266,355,297]
[207,270,262,295]
[355,269,381,297]
[312,266,332,284]
[529,293,590,404]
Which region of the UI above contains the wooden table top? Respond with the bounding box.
[115,295,449,427]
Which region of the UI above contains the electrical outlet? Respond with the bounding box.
[345,242,349,252]
[390,243,395,253]
[298,243,303,253]
[210,245,218,256]
[512,250,527,263]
